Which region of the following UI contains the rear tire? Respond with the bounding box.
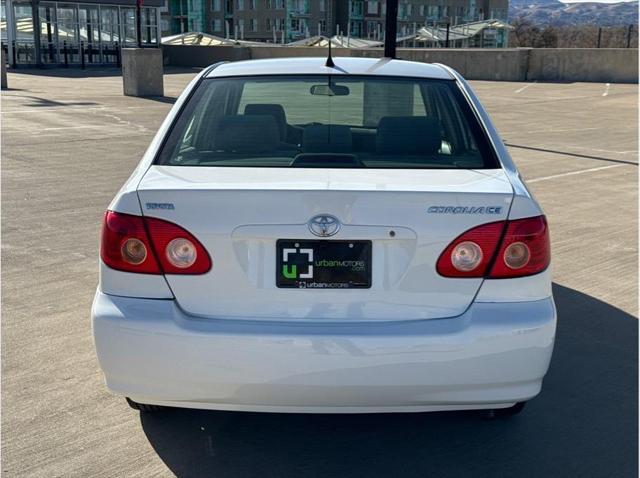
[126,397,165,413]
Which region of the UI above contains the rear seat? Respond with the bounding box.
[303,125,353,153]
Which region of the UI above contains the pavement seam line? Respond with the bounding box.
[527,164,626,183]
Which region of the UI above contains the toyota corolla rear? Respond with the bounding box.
[92,58,556,414]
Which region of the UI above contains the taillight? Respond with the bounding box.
[436,215,550,279]
[488,216,550,278]
[100,211,211,275]
[436,221,505,278]
[145,216,211,274]
[101,212,161,274]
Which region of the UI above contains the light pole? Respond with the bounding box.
[384,0,398,58]
[136,0,143,47]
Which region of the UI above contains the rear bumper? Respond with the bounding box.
[92,291,556,413]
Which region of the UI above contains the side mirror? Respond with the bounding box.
[310,84,350,96]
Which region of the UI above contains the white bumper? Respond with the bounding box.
[92,291,556,413]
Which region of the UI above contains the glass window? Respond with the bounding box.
[121,7,137,45]
[367,1,378,14]
[212,18,222,31]
[212,0,221,11]
[156,75,499,170]
[13,2,37,63]
[350,0,363,16]
[56,4,78,45]
[100,6,120,43]
[78,5,99,44]
[142,7,158,45]
[349,20,362,36]
[1,3,5,40]
[39,3,58,64]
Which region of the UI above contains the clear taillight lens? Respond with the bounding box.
[503,242,531,269]
[166,238,197,269]
[451,241,484,272]
[121,238,148,265]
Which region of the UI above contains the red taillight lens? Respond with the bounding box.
[436,215,550,279]
[101,212,161,274]
[145,217,211,274]
[489,216,550,278]
[100,211,211,275]
[436,221,505,278]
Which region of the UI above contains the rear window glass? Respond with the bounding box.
[156,75,499,169]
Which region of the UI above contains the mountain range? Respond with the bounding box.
[508,0,639,26]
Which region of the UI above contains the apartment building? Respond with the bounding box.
[163,0,509,42]
[202,0,337,42]
[339,0,509,40]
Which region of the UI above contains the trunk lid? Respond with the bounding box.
[137,165,513,322]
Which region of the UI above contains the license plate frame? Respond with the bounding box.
[276,240,372,289]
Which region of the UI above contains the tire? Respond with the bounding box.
[126,397,165,413]
[483,401,526,419]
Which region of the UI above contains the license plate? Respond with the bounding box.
[276,240,372,289]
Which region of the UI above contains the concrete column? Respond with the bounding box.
[1,52,7,89]
[121,48,164,97]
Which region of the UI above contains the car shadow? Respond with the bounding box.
[139,283,638,477]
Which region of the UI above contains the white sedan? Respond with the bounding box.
[92,57,556,416]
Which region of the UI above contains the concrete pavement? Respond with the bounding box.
[1,68,637,477]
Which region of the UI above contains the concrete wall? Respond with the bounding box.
[163,46,250,67]
[527,48,638,83]
[354,48,530,82]
[162,45,638,83]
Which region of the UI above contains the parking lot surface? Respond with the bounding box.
[2,68,637,477]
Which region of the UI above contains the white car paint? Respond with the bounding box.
[92,57,556,413]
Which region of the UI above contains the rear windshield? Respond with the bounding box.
[156,75,499,169]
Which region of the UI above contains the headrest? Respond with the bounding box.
[244,104,287,141]
[303,125,353,153]
[376,116,442,155]
[214,115,279,153]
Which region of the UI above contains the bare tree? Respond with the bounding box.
[509,19,638,48]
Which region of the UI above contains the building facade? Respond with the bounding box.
[162,0,508,42]
[338,0,509,40]
[2,0,163,66]
[203,0,337,42]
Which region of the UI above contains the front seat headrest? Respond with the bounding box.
[244,104,288,142]
[215,115,280,153]
[376,116,442,155]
